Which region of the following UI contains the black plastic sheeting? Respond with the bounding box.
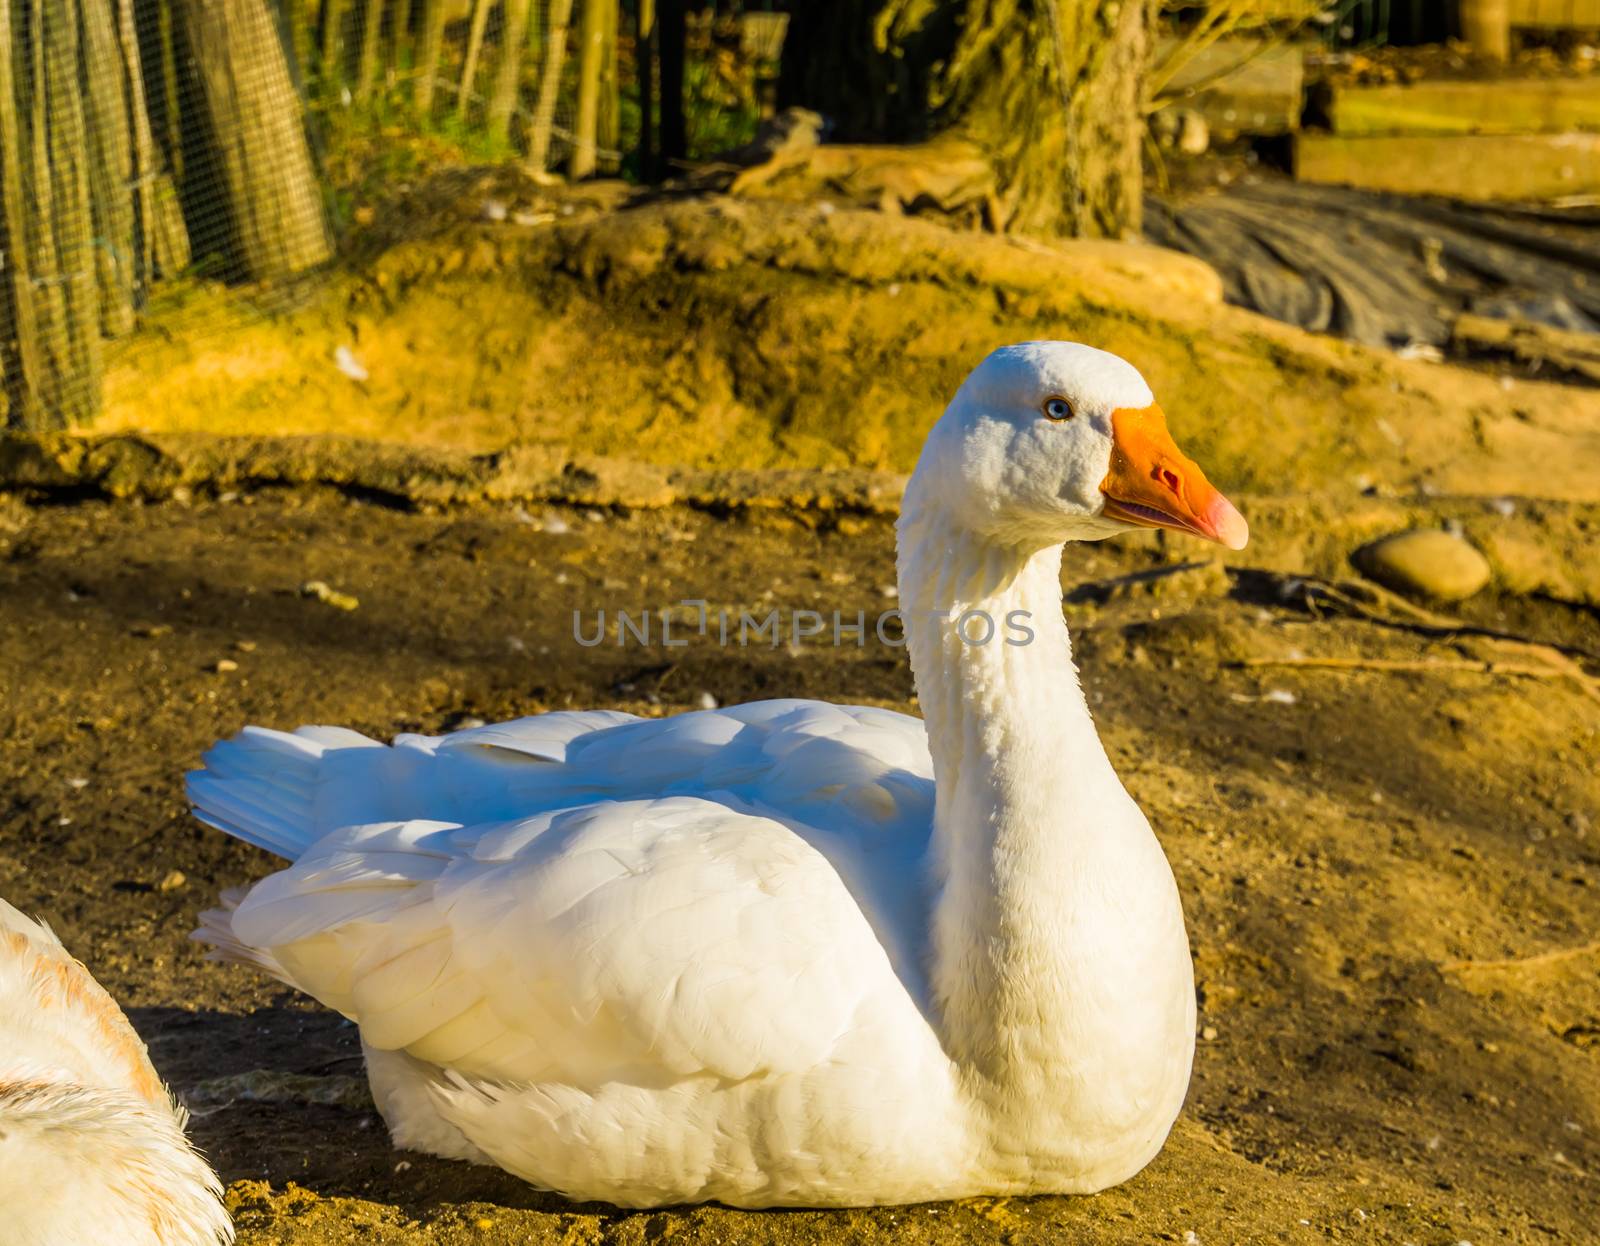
[1145,181,1600,349]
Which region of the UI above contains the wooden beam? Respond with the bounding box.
[1507,0,1600,28]
[1327,78,1600,136]
[1296,131,1600,201]
[1155,36,1302,138]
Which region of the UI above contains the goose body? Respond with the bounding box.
[191,342,1247,1208]
[0,898,233,1245]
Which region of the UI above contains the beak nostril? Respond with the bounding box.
[1158,467,1181,496]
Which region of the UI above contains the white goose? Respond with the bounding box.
[0,897,234,1245]
[190,341,1246,1209]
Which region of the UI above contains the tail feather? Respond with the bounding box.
[192,887,291,983]
[187,725,382,861]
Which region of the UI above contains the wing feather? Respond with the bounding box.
[227,797,910,1087]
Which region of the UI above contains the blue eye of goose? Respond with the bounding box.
[1043,397,1074,421]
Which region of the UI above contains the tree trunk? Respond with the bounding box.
[455,0,492,121]
[156,0,184,180]
[414,0,447,115]
[657,0,684,165]
[571,0,606,177]
[178,0,332,280]
[780,0,1149,239]
[0,0,42,427]
[526,0,575,171]
[26,0,102,425]
[486,0,535,144]
[78,0,137,337]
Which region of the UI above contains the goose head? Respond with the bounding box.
[911,341,1248,551]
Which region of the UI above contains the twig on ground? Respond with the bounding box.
[1237,653,1600,704]
[1440,938,1600,975]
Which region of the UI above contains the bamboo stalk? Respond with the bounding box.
[321,0,349,81]
[571,0,606,177]
[455,0,493,121]
[388,0,412,81]
[355,0,385,101]
[413,0,447,115]
[486,0,535,144]
[526,0,576,172]
[287,0,315,77]
[597,0,617,167]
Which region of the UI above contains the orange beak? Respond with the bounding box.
[1099,405,1248,550]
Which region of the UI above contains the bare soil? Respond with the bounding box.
[1,486,1596,1245]
[5,183,1599,1243]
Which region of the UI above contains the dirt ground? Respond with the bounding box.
[0,483,1596,1245]
[3,177,1599,1243]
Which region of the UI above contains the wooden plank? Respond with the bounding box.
[1508,0,1600,27]
[1296,132,1600,200]
[1156,37,1303,137]
[1327,78,1600,137]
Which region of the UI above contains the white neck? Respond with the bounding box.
[896,481,1193,1157]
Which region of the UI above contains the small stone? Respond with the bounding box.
[1201,1025,1218,1041]
[1353,530,1491,602]
[697,692,719,711]
[300,580,361,611]
[157,869,186,892]
[131,623,172,639]
[333,345,369,383]
[542,515,571,536]
[233,640,257,653]
[1176,110,1209,155]
[213,658,239,674]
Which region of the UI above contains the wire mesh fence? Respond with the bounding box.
[0,0,787,432]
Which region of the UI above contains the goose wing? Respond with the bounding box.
[223,793,927,1087]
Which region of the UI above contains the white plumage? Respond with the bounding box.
[0,898,233,1245]
[191,342,1248,1208]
